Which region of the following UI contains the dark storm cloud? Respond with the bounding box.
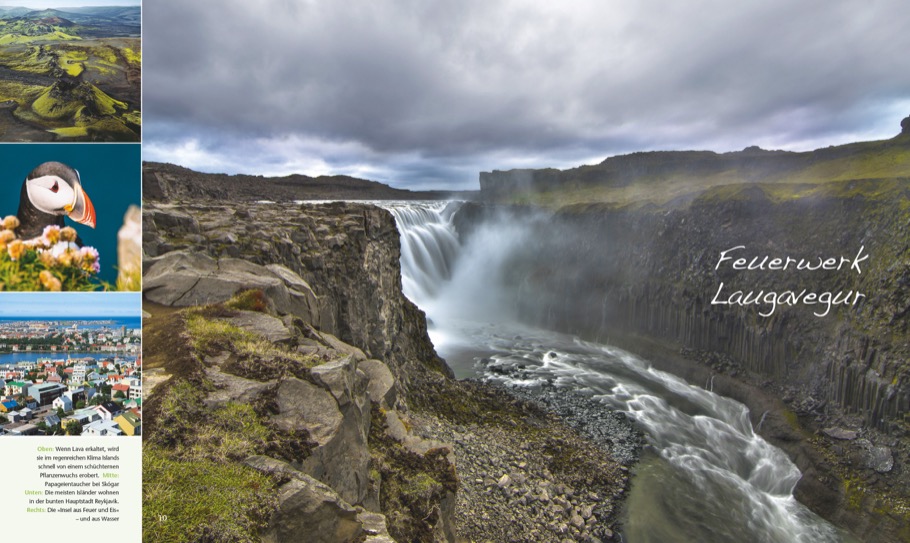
[144,0,910,189]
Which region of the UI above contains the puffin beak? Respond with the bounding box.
[66,182,96,228]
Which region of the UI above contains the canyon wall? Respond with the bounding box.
[143,201,457,542]
[454,180,910,538]
[144,201,449,384]
[458,182,910,434]
[143,199,633,542]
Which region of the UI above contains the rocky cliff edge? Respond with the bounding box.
[142,200,635,543]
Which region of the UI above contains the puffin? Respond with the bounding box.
[15,161,96,240]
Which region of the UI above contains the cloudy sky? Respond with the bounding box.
[143,0,910,190]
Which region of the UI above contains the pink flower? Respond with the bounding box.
[39,270,62,291]
[60,227,78,242]
[79,246,100,274]
[49,241,78,258]
[42,225,61,245]
[7,240,25,260]
[2,216,20,230]
[37,251,55,268]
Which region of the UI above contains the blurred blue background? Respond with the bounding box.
[0,144,141,285]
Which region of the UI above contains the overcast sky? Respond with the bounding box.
[143,0,910,190]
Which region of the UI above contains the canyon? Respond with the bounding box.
[141,121,910,541]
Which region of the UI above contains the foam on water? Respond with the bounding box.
[382,201,852,543]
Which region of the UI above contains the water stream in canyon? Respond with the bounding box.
[383,201,856,543]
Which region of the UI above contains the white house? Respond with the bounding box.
[128,378,142,400]
[82,419,123,436]
[53,396,73,412]
[71,364,87,383]
[92,402,123,421]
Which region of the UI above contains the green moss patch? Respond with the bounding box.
[122,46,141,64]
[143,385,281,542]
[31,85,78,119]
[369,406,457,542]
[226,289,270,312]
[185,310,257,355]
[0,81,44,106]
[411,377,548,427]
[185,307,320,381]
[143,447,278,543]
[48,126,88,137]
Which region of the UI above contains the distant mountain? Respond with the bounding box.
[0,7,31,18]
[0,6,140,36]
[17,8,71,20]
[480,117,910,206]
[143,162,479,202]
[34,15,76,27]
[0,13,80,42]
[48,6,140,26]
[59,6,141,23]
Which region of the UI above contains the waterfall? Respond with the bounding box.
[381,201,852,543]
[382,201,461,306]
[384,200,534,333]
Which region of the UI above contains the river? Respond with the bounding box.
[382,201,856,543]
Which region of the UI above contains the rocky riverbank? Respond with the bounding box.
[452,174,910,540]
[411,378,638,543]
[142,199,639,542]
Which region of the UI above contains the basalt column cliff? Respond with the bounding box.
[461,123,910,539]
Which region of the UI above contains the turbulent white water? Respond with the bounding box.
[383,201,853,543]
[387,202,460,303]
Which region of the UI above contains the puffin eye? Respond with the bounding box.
[51,181,59,193]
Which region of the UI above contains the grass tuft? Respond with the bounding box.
[143,447,277,543]
[226,289,270,313]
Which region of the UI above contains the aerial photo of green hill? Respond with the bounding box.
[0,3,140,142]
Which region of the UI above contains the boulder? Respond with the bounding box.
[855,439,894,473]
[305,360,371,506]
[229,311,293,344]
[314,330,368,361]
[245,456,363,543]
[203,366,277,409]
[266,263,320,315]
[357,509,392,539]
[143,250,217,299]
[823,427,858,441]
[272,376,371,506]
[384,408,454,463]
[142,227,164,258]
[146,207,200,234]
[242,261,320,321]
[143,251,316,319]
[358,359,397,408]
[310,356,366,408]
[272,377,342,446]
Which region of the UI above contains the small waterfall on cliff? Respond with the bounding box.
[384,202,461,303]
[384,201,537,358]
[385,201,852,543]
